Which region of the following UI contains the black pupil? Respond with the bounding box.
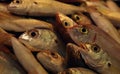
[82,28,86,32]
[51,52,58,58]
[64,22,68,26]
[76,16,80,20]
[108,63,111,67]
[31,32,36,37]
[16,0,20,3]
[94,46,98,51]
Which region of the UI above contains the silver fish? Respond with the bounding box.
[37,50,66,73]
[71,43,120,74]
[8,0,86,16]
[58,67,96,74]
[11,37,48,74]
[19,28,66,57]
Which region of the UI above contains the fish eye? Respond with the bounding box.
[79,26,88,34]
[51,52,58,58]
[14,0,22,4]
[74,14,80,21]
[28,29,39,38]
[107,62,111,67]
[91,44,100,53]
[62,20,73,28]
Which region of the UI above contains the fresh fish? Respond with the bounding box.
[11,37,48,74]
[19,28,66,57]
[71,13,92,25]
[56,12,120,63]
[0,12,53,32]
[106,0,120,12]
[70,42,120,74]
[66,43,86,67]
[58,67,96,74]
[0,51,26,74]
[37,50,66,73]
[8,0,86,16]
[88,8,120,44]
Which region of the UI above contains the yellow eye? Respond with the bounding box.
[73,14,81,21]
[62,20,73,28]
[79,26,88,34]
[91,44,100,53]
[28,29,39,38]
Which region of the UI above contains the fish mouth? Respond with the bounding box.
[56,12,63,24]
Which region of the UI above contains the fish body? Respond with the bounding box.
[11,37,48,74]
[0,12,53,32]
[71,42,120,74]
[58,67,96,74]
[71,13,92,25]
[37,50,66,73]
[19,28,66,57]
[0,51,26,74]
[56,12,120,63]
[8,0,86,16]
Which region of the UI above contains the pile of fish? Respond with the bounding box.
[0,0,120,74]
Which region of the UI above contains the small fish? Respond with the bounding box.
[0,3,9,13]
[71,42,120,74]
[11,37,48,74]
[71,13,92,25]
[56,12,120,63]
[0,12,53,32]
[37,50,66,73]
[0,51,26,74]
[58,67,96,74]
[8,0,86,16]
[19,28,66,57]
[88,8,120,44]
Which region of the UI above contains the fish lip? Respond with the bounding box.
[79,43,89,52]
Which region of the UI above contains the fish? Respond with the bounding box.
[106,0,120,12]
[56,12,120,63]
[88,8,120,44]
[0,50,26,74]
[0,3,10,13]
[58,67,96,74]
[66,43,86,67]
[0,12,53,32]
[8,0,86,16]
[19,28,66,57]
[71,12,92,25]
[70,42,120,74]
[37,50,66,73]
[11,37,48,74]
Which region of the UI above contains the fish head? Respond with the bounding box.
[79,43,111,69]
[56,12,78,31]
[56,12,96,43]
[8,0,29,14]
[71,13,91,25]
